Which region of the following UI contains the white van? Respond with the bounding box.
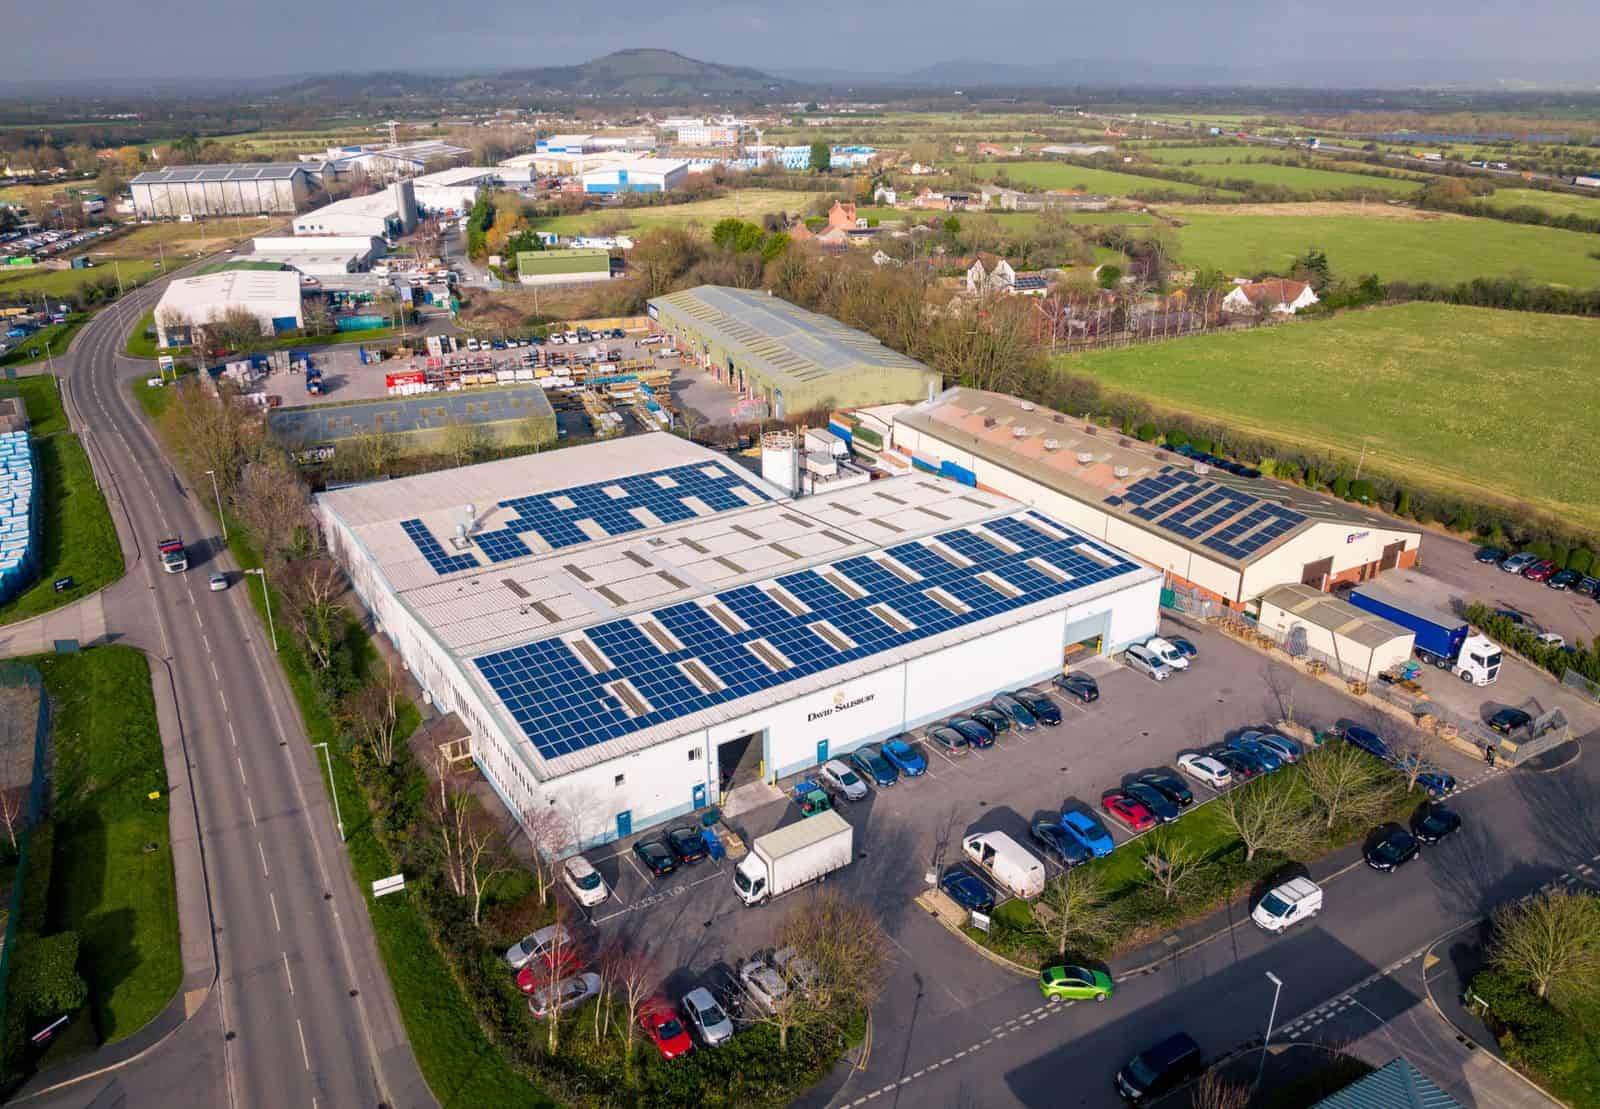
[961,831,1045,900]
[1251,877,1322,933]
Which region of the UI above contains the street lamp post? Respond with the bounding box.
[1256,971,1284,1090]
[245,567,278,652]
[204,468,227,541]
[313,742,345,841]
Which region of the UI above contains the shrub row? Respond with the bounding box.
[1466,603,1600,686]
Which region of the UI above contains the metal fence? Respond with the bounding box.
[1561,668,1600,704]
[0,662,50,1032]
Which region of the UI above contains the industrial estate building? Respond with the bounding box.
[293,181,419,239]
[268,385,556,458]
[250,235,386,276]
[317,433,1160,847]
[648,286,944,418]
[154,268,304,347]
[579,158,689,194]
[891,388,1423,606]
[130,164,319,220]
[516,248,615,286]
[1256,583,1413,682]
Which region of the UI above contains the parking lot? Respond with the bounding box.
[547,616,1493,1036]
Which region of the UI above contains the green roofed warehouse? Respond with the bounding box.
[267,384,556,459]
[649,285,943,419]
[516,248,614,287]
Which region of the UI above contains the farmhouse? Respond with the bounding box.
[1223,279,1320,315]
[891,387,1423,607]
[317,433,1161,847]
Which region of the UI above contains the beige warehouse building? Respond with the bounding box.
[1257,583,1414,681]
[892,388,1422,607]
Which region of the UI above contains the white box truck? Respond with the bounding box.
[962,831,1045,900]
[734,810,853,907]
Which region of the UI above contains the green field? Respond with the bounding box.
[529,188,828,234]
[1178,162,1422,195]
[962,162,1239,198]
[1057,303,1600,529]
[1141,146,1262,164]
[1480,187,1600,218]
[1171,209,1600,287]
[0,260,159,301]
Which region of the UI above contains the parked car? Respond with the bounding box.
[940,868,995,913]
[1488,707,1532,734]
[1135,770,1194,808]
[1039,964,1114,1002]
[666,825,708,864]
[1364,825,1421,872]
[1549,569,1581,591]
[1207,747,1259,781]
[1116,1031,1204,1102]
[1255,733,1302,765]
[1342,724,1394,762]
[561,855,609,908]
[1226,733,1283,772]
[971,706,1012,737]
[924,726,969,756]
[681,986,734,1046]
[504,922,575,970]
[991,692,1039,729]
[1031,819,1092,867]
[1493,608,1525,625]
[527,972,601,1019]
[1122,782,1181,823]
[1522,560,1558,583]
[881,736,928,777]
[818,758,869,801]
[946,716,996,749]
[1536,631,1566,648]
[1500,552,1538,575]
[1101,791,1157,832]
[1060,810,1116,857]
[638,996,694,1059]
[1176,753,1231,789]
[1167,636,1198,660]
[1144,636,1190,671]
[1410,804,1462,845]
[1124,644,1172,681]
[1396,757,1457,800]
[1474,547,1506,565]
[517,947,584,993]
[1251,877,1323,933]
[1052,672,1099,704]
[738,958,789,1015]
[633,838,678,878]
[850,744,898,787]
[1012,688,1061,726]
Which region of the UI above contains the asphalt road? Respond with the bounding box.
[20,279,429,1108]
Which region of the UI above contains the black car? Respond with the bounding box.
[1135,771,1194,808]
[1052,672,1099,704]
[1207,748,1258,781]
[666,825,708,864]
[633,838,678,878]
[1030,819,1092,867]
[1549,569,1581,591]
[941,869,995,913]
[1012,687,1061,726]
[1576,576,1600,598]
[1342,724,1393,762]
[991,692,1039,731]
[1116,1032,1203,1102]
[1167,636,1198,660]
[1475,546,1507,565]
[971,707,1012,737]
[947,716,996,749]
[1493,608,1525,626]
[1488,707,1532,735]
[1410,805,1462,845]
[1123,782,1181,823]
[1364,825,1420,872]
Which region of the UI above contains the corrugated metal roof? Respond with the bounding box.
[269,384,554,447]
[649,286,939,391]
[1259,583,1411,650]
[1312,1058,1463,1109]
[131,164,309,185]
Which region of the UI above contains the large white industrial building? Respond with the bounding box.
[892,388,1423,607]
[293,181,418,239]
[317,434,1160,848]
[130,164,318,220]
[580,158,689,194]
[153,268,304,347]
[250,235,385,276]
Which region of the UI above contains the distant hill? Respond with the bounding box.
[281,49,785,101]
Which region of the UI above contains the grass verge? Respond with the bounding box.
[0,315,88,369]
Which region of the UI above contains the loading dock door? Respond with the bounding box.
[717,731,764,792]
[1302,557,1333,589]
[1380,541,1404,571]
[1062,614,1110,663]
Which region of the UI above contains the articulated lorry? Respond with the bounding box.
[1348,571,1500,685]
[158,536,188,574]
[733,810,853,907]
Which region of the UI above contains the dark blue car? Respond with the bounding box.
[1226,734,1282,773]
[1031,820,1092,867]
[1343,725,1394,763]
[850,744,898,788]
[941,870,995,913]
[1012,688,1061,726]
[946,716,996,749]
[991,693,1038,730]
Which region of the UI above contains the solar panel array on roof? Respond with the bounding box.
[131,164,307,185]
[1116,465,1305,559]
[399,461,771,574]
[473,511,1141,759]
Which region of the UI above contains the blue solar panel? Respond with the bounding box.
[401,462,770,574]
[1108,464,1306,560]
[473,516,1143,760]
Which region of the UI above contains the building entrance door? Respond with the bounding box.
[1380,541,1405,571]
[717,731,764,793]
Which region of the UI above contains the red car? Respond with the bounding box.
[638,996,695,1059]
[1522,560,1558,583]
[1100,791,1156,832]
[516,948,584,994]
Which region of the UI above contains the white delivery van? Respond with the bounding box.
[1251,877,1323,933]
[961,831,1046,900]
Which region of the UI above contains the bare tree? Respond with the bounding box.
[1189,1069,1250,1109]
[518,803,572,906]
[1215,777,1309,863]
[154,307,190,350]
[279,556,347,671]
[608,942,658,1058]
[339,663,404,767]
[428,752,510,925]
[1489,889,1600,1003]
[232,455,310,567]
[1393,726,1443,795]
[539,903,578,1053]
[1142,828,1204,904]
[779,889,892,1017]
[1299,742,1394,832]
[1029,866,1115,957]
[442,416,491,468]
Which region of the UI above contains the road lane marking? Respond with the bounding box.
[228,720,238,747]
[247,796,257,826]
[283,952,295,996]
[270,891,281,931]
[237,756,247,788]
[258,841,270,878]
[218,690,227,713]
[297,1018,311,1070]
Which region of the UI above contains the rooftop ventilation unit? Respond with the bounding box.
[983,416,998,428]
[1119,437,1132,448]
[1012,427,1027,438]
[1020,402,1035,411]
[1113,465,1130,478]
[1083,426,1098,436]
[1054,413,1066,424]
[1076,451,1094,464]
[1194,463,1211,475]
[1155,451,1168,461]
[1043,438,1059,451]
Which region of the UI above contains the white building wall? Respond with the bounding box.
[1257,598,1414,679]
[1241,521,1420,599]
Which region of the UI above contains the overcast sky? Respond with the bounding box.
[2,0,1595,83]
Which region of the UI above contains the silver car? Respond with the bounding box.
[682,986,734,1046]
[1125,643,1172,681]
[818,758,869,802]
[738,957,789,1015]
[1500,552,1538,574]
[1256,733,1302,764]
[504,922,573,970]
[527,972,600,1019]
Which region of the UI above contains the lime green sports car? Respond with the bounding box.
[1039,964,1114,1002]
